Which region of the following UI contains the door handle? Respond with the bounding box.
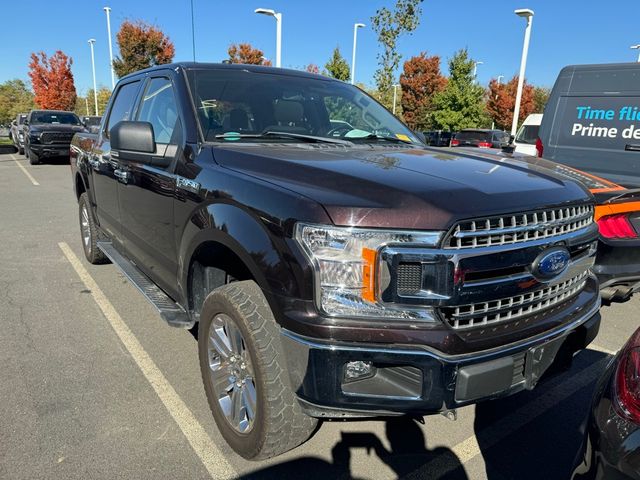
[114,169,130,183]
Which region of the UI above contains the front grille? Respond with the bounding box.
[441,271,589,330]
[40,132,75,144]
[445,204,594,249]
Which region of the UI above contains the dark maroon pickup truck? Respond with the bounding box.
[70,63,601,460]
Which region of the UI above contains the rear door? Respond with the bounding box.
[115,74,183,297]
[89,79,142,244]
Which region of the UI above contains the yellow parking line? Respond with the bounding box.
[58,242,236,480]
[10,154,39,186]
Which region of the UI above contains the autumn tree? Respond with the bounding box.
[533,86,550,113]
[371,0,423,109]
[28,51,76,111]
[486,75,535,130]
[399,52,447,130]
[431,49,487,131]
[0,79,35,124]
[324,47,350,81]
[227,43,272,65]
[112,20,175,77]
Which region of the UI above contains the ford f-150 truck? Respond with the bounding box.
[70,63,602,460]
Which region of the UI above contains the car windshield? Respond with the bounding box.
[186,68,420,145]
[31,112,81,125]
[456,130,491,142]
[83,117,102,127]
[515,124,540,145]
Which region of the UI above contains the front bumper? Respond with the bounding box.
[29,143,71,157]
[281,299,601,418]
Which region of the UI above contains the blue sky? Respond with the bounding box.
[3,0,640,94]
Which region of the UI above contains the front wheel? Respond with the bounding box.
[28,149,39,165]
[198,280,317,460]
[78,193,108,264]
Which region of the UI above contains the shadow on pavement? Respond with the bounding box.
[240,416,469,480]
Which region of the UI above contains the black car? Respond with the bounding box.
[24,110,85,165]
[423,130,454,147]
[451,129,510,148]
[572,327,640,479]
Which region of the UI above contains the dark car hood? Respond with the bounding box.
[211,144,592,230]
[29,124,85,133]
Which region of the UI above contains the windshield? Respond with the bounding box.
[83,116,102,127]
[31,112,81,125]
[515,124,539,145]
[186,68,420,145]
[455,130,491,142]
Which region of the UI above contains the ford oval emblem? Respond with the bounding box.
[532,247,570,280]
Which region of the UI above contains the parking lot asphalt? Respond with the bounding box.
[0,151,637,480]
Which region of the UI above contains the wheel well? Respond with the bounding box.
[75,173,86,200]
[188,241,255,319]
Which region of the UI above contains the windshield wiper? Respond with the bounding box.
[348,133,413,144]
[214,131,352,145]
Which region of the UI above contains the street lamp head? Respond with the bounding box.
[355,23,365,29]
[514,8,534,18]
[631,45,640,50]
[255,8,276,16]
[475,61,484,66]
[103,6,110,12]
[88,38,96,45]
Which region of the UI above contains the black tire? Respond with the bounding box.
[18,146,24,155]
[198,280,317,460]
[78,193,108,264]
[28,149,39,165]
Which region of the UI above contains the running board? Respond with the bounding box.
[97,241,193,328]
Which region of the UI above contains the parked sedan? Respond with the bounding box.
[572,327,640,480]
[451,129,510,148]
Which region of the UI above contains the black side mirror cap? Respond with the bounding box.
[110,121,155,153]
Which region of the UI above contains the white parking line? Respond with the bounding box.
[10,154,40,186]
[589,343,617,356]
[58,242,236,480]
[406,354,610,479]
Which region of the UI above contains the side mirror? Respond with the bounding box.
[110,121,155,153]
[11,120,16,126]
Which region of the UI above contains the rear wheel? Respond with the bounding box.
[198,280,317,460]
[78,193,108,264]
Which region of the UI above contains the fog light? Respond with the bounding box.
[344,361,374,381]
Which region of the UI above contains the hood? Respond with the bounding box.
[29,124,85,133]
[211,144,592,230]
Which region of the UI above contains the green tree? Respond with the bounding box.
[432,49,487,131]
[324,47,350,81]
[76,87,112,116]
[112,20,175,77]
[533,86,551,113]
[370,0,423,109]
[0,79,34,125]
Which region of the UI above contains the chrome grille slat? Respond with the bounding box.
[445,204,594,249]
[441,272,589,330]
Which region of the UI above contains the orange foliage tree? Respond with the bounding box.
[486,75,535,130]
[112,20,175,77]
[227,43,272,65]
[28,51,76,110]
[399,52,447,130]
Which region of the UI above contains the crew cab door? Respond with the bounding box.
[113,76,182,298]
[89,79,142,244]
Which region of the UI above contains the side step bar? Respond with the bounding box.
[97,241,194,328]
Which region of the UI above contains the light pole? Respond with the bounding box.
[88,39,98,116]
[497,74,504,85]
[473,61,483,82]
[190,0,196,61]
[255,8,282,67]
[351,23,365,84]
[631,44,640,62]
[392,84,400,115]
[511,8,534,137]
[103,7,115,89]
[491,75,504,130]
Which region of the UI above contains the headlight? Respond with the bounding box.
[18,132,24,140]
[295,223,442,319]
